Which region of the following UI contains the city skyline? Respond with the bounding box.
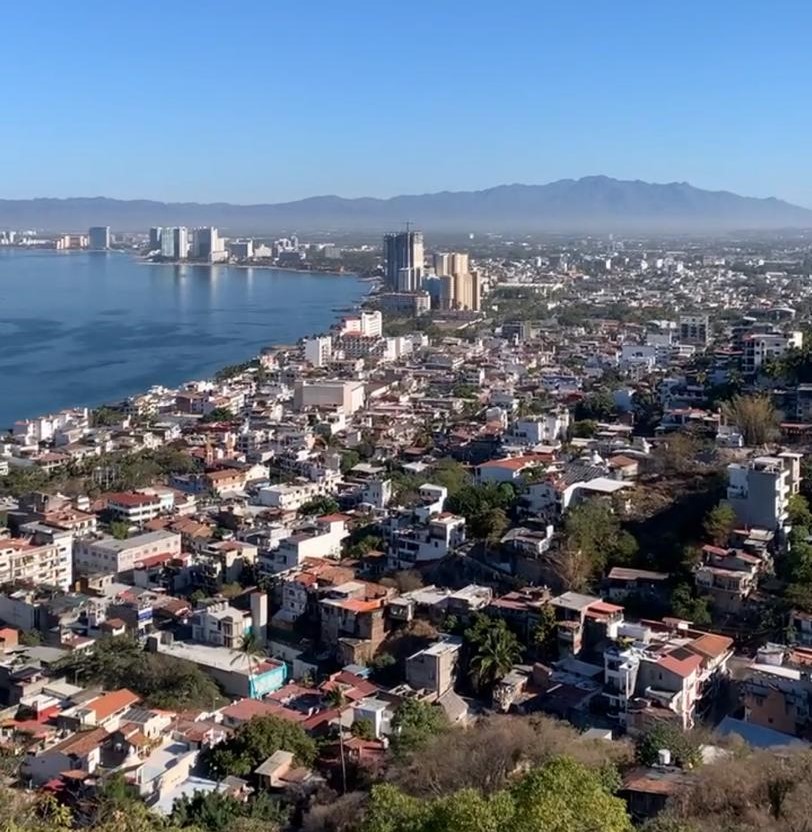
[2,0,812,205]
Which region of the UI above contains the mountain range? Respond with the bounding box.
[2,176,811,233]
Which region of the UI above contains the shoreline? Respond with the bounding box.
[137,256,358,278]
[1,258,373,433]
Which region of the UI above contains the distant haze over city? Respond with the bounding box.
[2,176,811,234]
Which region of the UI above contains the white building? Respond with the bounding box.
[304,336,333,368]
[106,492,164,525]
[257,477,339,512]
[191,598,253,650]
[74,530,182,575]
[725,453,801,532]
[342,310,382,338]
[742,331,803,375]
[293,380,365,415]
[507,411,570,446]
[0,531,73,590]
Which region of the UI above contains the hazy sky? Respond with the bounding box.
[3,0,811,205]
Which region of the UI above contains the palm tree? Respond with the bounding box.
[231,631,266,699]
[324,686,348,794]
[468,621,522,693]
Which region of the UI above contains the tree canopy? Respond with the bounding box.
[562,498,638,577]
[201,714,317,777]
[390,698,449,758]
[464,614,523,693]
[363,757,632,832]
[299,496,340,516]
[703,503,737,546]
[57,635,223,710]
[447,482,517,539]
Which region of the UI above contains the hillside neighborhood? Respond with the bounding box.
[5,235,812,831]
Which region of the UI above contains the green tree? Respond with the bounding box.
[532,604,558,658]
[635,723,702,769]
[346,534,385,558]
[703,503,736,546]
[201,714,317,777]
[109,520,130,540]
[670,583,712,625]
[480,506,510,545]
[57,634,223,710]
[350,718,377,741]
[788,493,812,528]
[448,482,517,540]
[362,758,631,832]
[572,419,599,438]
[390,698,449,758]
[431,458,472,497]
[171,790,286,832]
[299,496,340,516]
[201,407,235,423]
[510,757,632,832]
[92,406,122,427]
[231,631,267,699]
[562,498,637,576]
[340,450,361,473]
[362,783,429,832]
[575,391,617,422]
[453,383,479,399]
[465,615,523,693]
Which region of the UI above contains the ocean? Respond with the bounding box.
[0,249,366,428]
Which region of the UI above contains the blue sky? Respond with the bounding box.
[3,0,812,205]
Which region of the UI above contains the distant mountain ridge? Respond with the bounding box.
[2,176,811,232]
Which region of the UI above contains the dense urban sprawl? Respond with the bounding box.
[4,226,812,831]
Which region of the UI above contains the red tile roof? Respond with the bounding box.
[657,651,703,678]
[88,689,140,721]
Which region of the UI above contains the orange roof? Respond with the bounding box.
[206,469,244,481]
[687,632,734,660]
[221,698,279,723]
[88,689,140,721]
[608,455,637,467]
[339,598,383,613]
[107,492,159,507]
[586,600,624,616]
[479,453,553,471]
[50,726,109,757]
[657,650,703,679]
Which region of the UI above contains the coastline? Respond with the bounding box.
[137,256,355,278]
[1,254,371,432]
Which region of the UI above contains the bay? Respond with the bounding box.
[0,249,366,428]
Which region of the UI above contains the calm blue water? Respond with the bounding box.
[0,249,365,428]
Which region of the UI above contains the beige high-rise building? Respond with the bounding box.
[449,251,469,277]
[439,274,455,310]
[453,270,482,311]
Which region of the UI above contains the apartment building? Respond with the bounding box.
[725,453,801,532]
[191,599,252,650]
[405,635,462,696]
[74,530,182,576]
[106,492,163,525]
[604,623,733,731]
[742,330,803,375]
[0,534,72,590]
